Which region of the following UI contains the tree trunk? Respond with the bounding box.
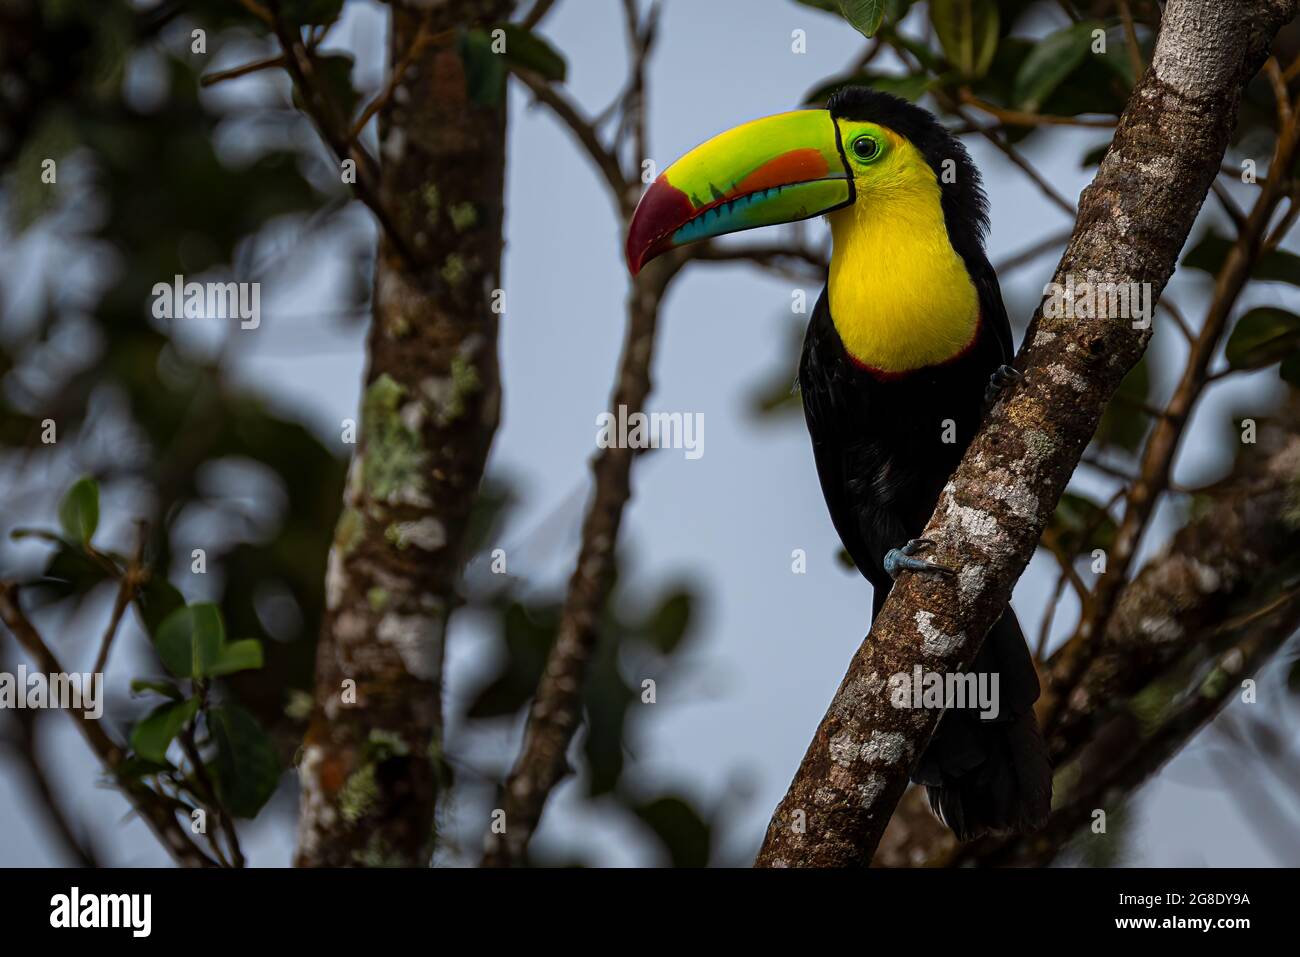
[295,0,511,867]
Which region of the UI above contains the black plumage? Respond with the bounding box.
[798,89,1051,839]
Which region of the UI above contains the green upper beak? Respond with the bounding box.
[626,109,853,275]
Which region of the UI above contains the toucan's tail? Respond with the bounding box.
[910,608,1052,841]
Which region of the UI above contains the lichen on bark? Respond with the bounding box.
[295,0,512,868]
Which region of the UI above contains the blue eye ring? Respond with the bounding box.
[851,135,882,162]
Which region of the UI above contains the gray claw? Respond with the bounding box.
[884,538,954,580]
[984,364,1024,408]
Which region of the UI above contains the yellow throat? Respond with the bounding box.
[826,130,979,375]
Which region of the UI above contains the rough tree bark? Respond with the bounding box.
[295,0,511,867]
[875,411,1300,867]
[754,0,1299,868]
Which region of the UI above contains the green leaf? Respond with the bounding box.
[885,0,916,22]
[37,542,110,598]
[135,578,186,639]
[130,678,184,700]
[459,29,507,107]
[498,25,567,82]
[115,755,175,781]
[130,696,199,764]
[1043,492,1117,558]
[465,602,557,719]
[1184,230,1300,284]
[1013,21,1103,112]
[643,592,693,654]
[279,0,344,27]
[1225,308,1300,370]
[804,70,933,105]
[795,0,913,28]
[834,0,887,38]
[58,477,99,545]
[206,639,265,677]
[633,796,712,868]
[155,603,224,679]
[292,54,359,121]
[1094,357,1151,452]
[929,0,1000,80]
[1281,353,1300,387]
[209,704,281,818]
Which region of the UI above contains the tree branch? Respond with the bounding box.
[1040,95,1300,731]
[876,409,1300,866]
[294,0,512,868]
[0,584,218,868]
[266,2,420,270]
[482,1,673,866]
[955,592,1300,867]
[0,706,98,867]
[752,0,1298,868]
[510,65,632,213]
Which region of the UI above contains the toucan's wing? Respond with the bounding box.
[798,289,893,592]
[970,251,1014,364]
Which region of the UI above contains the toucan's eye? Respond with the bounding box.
[851,135,880,162]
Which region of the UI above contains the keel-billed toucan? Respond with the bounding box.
[626,89,1050,839]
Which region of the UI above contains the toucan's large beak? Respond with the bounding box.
[626,109,852,275]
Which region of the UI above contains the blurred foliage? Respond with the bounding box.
[0,0,350,753]
[1043,490,1117,561]
[19,477,279,845]
[0,0,352,858]
[458,494,717,862]
[0,0,717,868]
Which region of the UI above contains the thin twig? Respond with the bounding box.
[1159,296,1196,343]
[0,708,98,866]
[200,54,286,87]
[510,65,631,211]
[484,1,670,867]
[91,522,147,678]
[1117,0,1145,83]
[1035,572,1068,660]
[937,93,1078,216]
[235,0,273,26]
[266,6,420,269]
[994,228,1072,274]
[959,90,1117,129]
[179,723,244,867]
[348,18,449,142]
[1211,180,1247,231]
[519,0,557,30]
[1266,57,1293,127]
[687,240,828,274]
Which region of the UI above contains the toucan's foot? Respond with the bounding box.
[884,539,954,580]
[983,364,1024,410]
